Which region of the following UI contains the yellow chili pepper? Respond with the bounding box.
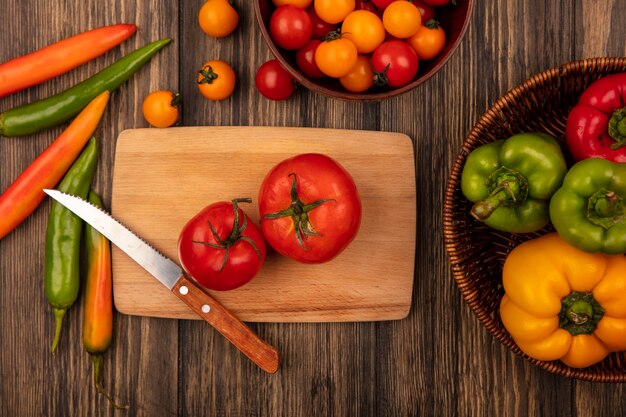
[500,233,626,368]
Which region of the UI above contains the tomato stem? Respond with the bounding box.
[197,65,219,84]
[170,92,181,108]
[373,64,390,87]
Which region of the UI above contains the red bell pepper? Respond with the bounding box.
[566,73,626,163]
[0,24,136,98]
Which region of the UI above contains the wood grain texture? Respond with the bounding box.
[1,0,626,416]
[110,127,416,322]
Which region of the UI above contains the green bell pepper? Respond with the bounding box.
[461,133,567,233]
[549,158,626,254]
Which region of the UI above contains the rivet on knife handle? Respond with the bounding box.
[172,274,279,374]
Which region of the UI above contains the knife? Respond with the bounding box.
[43,189,279,374]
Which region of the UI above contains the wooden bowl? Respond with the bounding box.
[443,57,626,382]
[254,0,474,101]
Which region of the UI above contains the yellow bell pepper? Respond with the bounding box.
[500,233,626,368]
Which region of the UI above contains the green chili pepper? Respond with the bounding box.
[461,133,567,233]
[46,137,98,354]
[0,38,171,137]
[549,158,626,254]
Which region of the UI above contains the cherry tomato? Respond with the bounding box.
[315,35,358,78]
[341,10,385,54]
[355,0,378,13]
[372,40,418,88]
[272,0,313,7]
[198,0,239,38]
[255,59,296,100]
[142,90,180,128]
[258,154,362,263]
[314,0,355,24]
[178,198,266,291]
[371,0,396,10]
[413,0,435,21]
[340,55,374,93]
[407,19,446,60]
[382,1,422,39]
[306,6,338,39]
[296,40,325,78]
[423,0,451,5]
[270,5,312,50]
[196,60,236,101]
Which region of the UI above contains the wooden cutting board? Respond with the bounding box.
[111,127,416,322]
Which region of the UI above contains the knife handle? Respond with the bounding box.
[172,275,279,374]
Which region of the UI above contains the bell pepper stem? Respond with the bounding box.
[559,292,605,335]
[50,308,66,354]
[471,181,516,221]
[608,107,626,149]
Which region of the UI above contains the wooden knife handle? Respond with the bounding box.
[172,275,279,374]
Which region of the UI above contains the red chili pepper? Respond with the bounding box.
[0,24,136,98]
[0,91,109,240]
[566,73,626,163]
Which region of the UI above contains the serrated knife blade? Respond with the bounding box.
[43,189,279,373]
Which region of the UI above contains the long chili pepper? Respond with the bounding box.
[46,138,98,353]
[0,24,137,98]
[0,91,109,240]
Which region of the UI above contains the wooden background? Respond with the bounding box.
[1,0,625,416]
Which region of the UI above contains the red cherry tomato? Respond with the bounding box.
[255,59,296,100]
[296,40,325,78]
[178,198,266,291]
[355,0,378,13]
[270,5,312,50]
[372,40,419,88]
[259,153,362,263]
[412,0,435,21]
[306,6,338,39]
[371,0,396,10]
[423,0,451,5]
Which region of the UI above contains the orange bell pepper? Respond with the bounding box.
[500,233,626,368]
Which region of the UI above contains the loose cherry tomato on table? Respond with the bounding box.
[306,6,338,39]
[408,19,446,60]
[412,0,435,21]
[315,33,358,78]
[314,0,355,24]
[258,154,362,264]
[341,10,386,54]
[178,198,266,291]
[372,40,419,88]
[197,60,236,101]
[270,5,312,50]
[340,55,374,93]
[198,0,239,38]
[272,0,313,7]
[142,90,180,128]
[296,40,325,78]
[371,0,396,11]
[255,59,296,100]
[382,0,422,39]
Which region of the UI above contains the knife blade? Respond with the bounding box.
[43,188,279,374]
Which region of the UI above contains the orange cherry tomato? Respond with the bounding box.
[272,0,313,7]
[196,60,236,101]
[341,10,385,54]
[314,0,355,24]
[340,55,374,93]
[198,0,239,38]
[407,19,446,60]
[382,0,422,39]
[142,90,180,128]
[315,36,358,78]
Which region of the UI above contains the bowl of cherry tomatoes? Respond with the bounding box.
[254,0,474,100]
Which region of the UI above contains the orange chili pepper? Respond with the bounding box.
[0,24,136,98]
[0,91,109,240]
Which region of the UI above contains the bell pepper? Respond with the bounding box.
[566,73,626,163]
[461,133,567,233]
[500,233,626,369]
[549,158,626,254]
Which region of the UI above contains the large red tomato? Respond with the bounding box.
[178,198,266,291]
[258,154,362,263]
